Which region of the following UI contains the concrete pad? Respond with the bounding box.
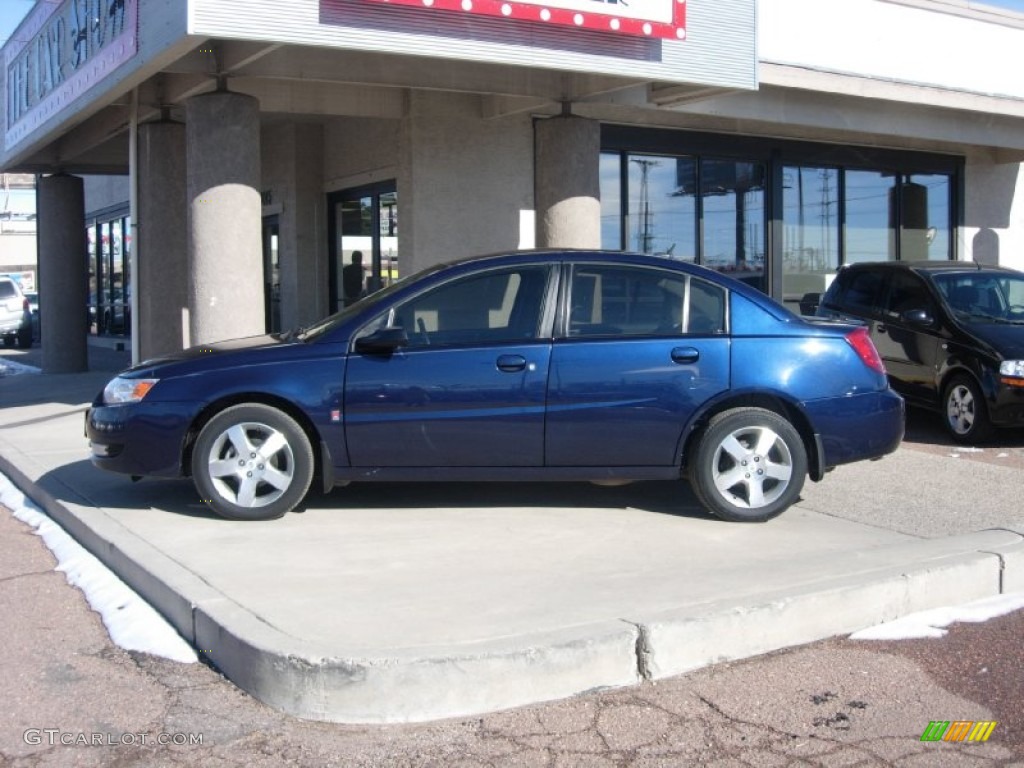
[2,373,1024,722]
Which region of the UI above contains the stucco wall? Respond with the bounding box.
[399,91,534,274]
[964,154,1024,270]
[323,117,401,190]
[261,122,327,328]
[83,175,130,216]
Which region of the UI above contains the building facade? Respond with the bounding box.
[2,0,1023,369]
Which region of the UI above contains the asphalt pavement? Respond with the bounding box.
[3,489,1023,766]
[1,340,1023,738]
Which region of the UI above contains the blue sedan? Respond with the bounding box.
[87,251,903,522]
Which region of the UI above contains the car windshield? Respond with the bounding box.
[931,271,1024,323]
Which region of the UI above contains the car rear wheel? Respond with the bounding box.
[944,375,993,444]
[16,325,32,348]
[191,404,314,521]
[690,407,807,523]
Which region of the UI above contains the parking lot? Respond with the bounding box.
[1,341,1023,727]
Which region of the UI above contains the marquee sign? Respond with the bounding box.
[5,0,139,149]
[372,0,686,40]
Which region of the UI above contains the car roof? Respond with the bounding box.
[440,248,779,307]
[840,260,1019,276]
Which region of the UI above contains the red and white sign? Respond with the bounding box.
[373,0,686,40]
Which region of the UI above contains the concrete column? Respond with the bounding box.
[138,120,187,359]
[37,174,88,373]
[261,122,325,330]
[534,115,601,249]
[186,90,263,345]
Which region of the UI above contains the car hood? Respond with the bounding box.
[125,333,297,376]
[960,320,1024,360]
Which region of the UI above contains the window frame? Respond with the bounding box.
[354,263,560,351]
[600,125,963,306]
[556,262,729,340]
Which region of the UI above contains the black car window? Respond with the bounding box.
[385,265,551,348]
[566,265,725,337]
[884,271,935,319]
[830,269,885,316]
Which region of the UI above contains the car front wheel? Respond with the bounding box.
[944,375,992,444]
[690,407,807,523]
[191,403,314,520]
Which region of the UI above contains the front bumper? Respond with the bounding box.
[86,401,196,478]
[989,380,1024,427]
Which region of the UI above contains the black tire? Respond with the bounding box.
[943,374,993,444]
[16,326,32,349]
[191,403,314,521]
[690,407,807,523]
[2,334,13,348]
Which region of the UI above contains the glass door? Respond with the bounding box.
[262,215,281,333]
[328,182,398,314]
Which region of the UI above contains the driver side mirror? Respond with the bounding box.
[899,308,935,327]
[355,326,408,354]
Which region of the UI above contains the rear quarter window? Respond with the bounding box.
[825,269,885,316]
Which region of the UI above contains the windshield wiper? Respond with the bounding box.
[958,311,1013,324]
[277,325,307,342]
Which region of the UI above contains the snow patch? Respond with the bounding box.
[0,358,40,376]
[850,593,1024,640]
[0,473,197,663]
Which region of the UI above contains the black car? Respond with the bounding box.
[816,260,1024,442]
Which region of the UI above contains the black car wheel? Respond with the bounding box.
[690,407,807,523]
[944,375,993,444]
[16,325,32,349]
[191,404,314,520]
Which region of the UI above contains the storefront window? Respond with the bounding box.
[328,183,398,313]
[782,166,839,311]
[600,152,622,249]
[600,128,957,307]
[87,225,98,333]
[701,159,765,291]
[85,213,131,337]
[626,154,697,259]
[844,170,896,264]
[903,174,950,261]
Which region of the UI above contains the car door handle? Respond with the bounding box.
[876,324,888,334]
[671,347,700,364]
[496,354,527,372]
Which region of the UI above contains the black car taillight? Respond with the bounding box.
[846,326,886,375]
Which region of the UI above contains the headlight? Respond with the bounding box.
[999,360,1024,378]
[103,376,159,404]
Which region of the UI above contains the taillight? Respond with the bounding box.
[846,326,886,375]
[22,297,30,311]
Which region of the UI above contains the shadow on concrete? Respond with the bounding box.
[36,455,714,523]
[903,404,1024,449]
